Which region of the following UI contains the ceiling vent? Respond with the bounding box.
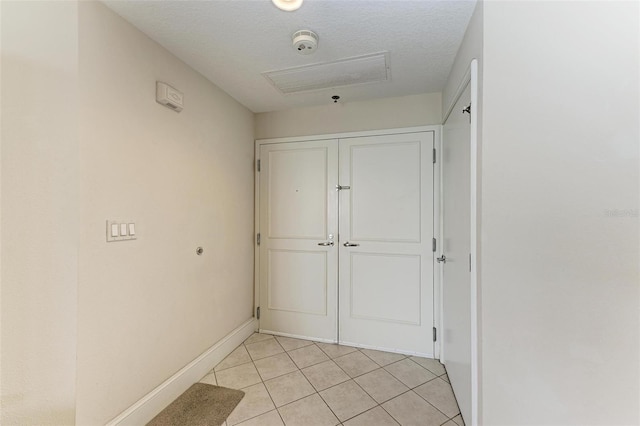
[263,52,390,94]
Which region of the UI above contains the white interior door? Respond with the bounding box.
[339,132,435,356]
[442,83,472,422]
[258,140,339,341]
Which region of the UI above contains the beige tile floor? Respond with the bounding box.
[200,333,465,426]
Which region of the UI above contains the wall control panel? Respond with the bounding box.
[106,220,136,242]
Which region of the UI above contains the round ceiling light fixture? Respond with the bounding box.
[272,0,303,11]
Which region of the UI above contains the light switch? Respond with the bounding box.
[107,220,136,242]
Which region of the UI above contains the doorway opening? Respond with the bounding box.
[254,128,438,357]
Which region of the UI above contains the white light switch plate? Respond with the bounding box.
[106,220,137,242]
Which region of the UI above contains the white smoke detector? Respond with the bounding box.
[292,30,318,55]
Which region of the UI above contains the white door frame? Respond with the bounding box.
[441,59,479,425]
[254,125,441,346]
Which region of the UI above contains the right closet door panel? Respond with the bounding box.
[338,132,434,356]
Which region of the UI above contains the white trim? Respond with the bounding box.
[254,143,261,327]
[106,318,257,426]
[255,125,439,145]
[443,67,472,124]
[433,124,443,361]
[469,59,480,426]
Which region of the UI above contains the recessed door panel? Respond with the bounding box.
[350,143,421,242]
[268,249,327,315]
[350,253,421,324]
[268,148,327,239]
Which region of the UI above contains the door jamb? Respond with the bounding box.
[469,59,479,426]
[253,142,261,331]
[433,128,442,360]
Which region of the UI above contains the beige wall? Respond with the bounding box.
[1,1,79,424]
[255,93,441,139]
[75,2,255,424]
[481,1,639,424]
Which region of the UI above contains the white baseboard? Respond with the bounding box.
[106,318,258,426]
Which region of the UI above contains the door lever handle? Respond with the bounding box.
[343,242,359,247]
[318,241,335,246]
[436,255,447,263]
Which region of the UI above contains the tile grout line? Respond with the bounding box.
[253,337,290,407]
[376,388,415,423]
[400,360,462,421]
[313,382,347,425]
[345,354,458,424]
[344,405,402,426]
[219,334,460,426]
[406,356,448,377]
[253,342,288,426]
[404,378,461,422]
[259,338,329,425]
[228,340,283,426]
[312,346,407,424]
[226,341,268,426]
[289,342,331,370]
[330,376,386,424]
[272,341,363,425]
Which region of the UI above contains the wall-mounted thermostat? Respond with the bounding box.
[156,81,183,112]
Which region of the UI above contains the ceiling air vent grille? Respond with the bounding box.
[263,52,390,94]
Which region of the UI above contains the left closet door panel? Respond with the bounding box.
[258,140,339,341]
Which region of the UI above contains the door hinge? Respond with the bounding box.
[433,148,436,164]
[257,233,261,245]
[432,238,436,252]
[256,306,260,319]
[469,253,472,272]
[433,327,437,342]
[257,159,261,172]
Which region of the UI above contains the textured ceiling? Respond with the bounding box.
[103,0,476,113]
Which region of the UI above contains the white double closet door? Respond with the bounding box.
[258,131,435,356]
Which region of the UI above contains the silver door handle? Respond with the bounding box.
[436,255,446,263]
[343,242,359,247]
[318,241,334,246]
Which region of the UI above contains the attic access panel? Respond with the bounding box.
[263,52,390,94]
